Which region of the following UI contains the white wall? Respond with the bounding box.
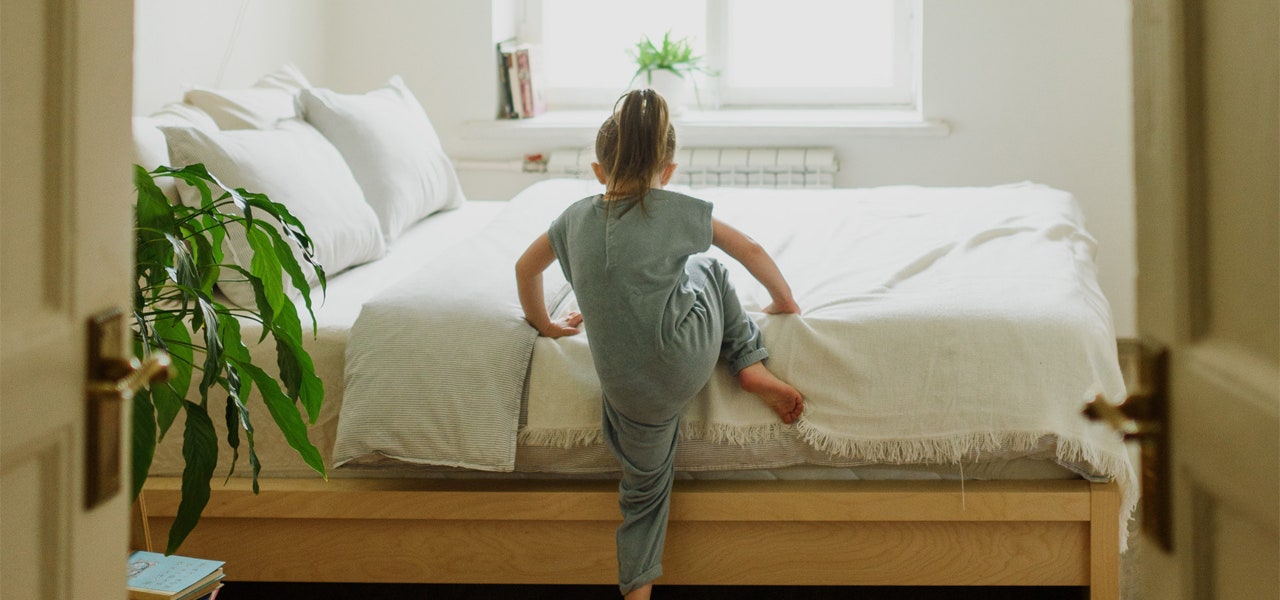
[133,0,328,114]
[131,0,1136,336]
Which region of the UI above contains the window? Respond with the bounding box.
[521,0,919,111]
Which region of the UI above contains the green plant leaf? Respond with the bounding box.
[166,400,218,555]
[156,164,216,212]
[234,379,263,493]
[263,220,319,333]
[270,305,324,422]
[219,317,325,478]
[246,227,286,314]
[224,369,262,493]
[131,387,157,503]
[223,393,240,479]
[242,192,326,292]
[165,233,199,296]
[150,314,192,437]
[187,230,221,297]
[195,297,224,401]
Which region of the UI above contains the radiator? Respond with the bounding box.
[546,147,839,189]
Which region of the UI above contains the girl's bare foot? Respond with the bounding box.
[738,363,804,424]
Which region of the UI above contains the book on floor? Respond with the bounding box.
[127,551,225,600]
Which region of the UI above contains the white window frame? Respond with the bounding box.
[518,0,921,111]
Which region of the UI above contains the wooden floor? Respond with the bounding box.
[223,583,1087,599]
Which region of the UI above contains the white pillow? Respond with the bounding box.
[184,64,314,130]
[299,76,466,242]
[133,103,219,201]
[162,120,386,307]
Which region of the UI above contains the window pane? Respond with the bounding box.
[726,0,896,88]
[541,0,707,90]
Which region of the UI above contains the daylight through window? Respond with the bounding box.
[525,0,918,110]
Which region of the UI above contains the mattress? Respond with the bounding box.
[149,187,1117,484]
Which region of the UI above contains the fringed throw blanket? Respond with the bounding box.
[520,181,1136,538]
[335,179,1135,539]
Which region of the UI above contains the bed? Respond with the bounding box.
[142,177,1134,599]
[134,67,1132,597]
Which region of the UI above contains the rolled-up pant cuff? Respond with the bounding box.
[619,564,662,595]
[729,347,770,376]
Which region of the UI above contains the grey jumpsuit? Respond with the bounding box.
[547,189,769,594]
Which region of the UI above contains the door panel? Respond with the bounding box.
[1132,0,1280,598]
[0,0,136,597]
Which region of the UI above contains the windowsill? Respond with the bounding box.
[462,108,950,143]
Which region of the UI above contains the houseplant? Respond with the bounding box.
[132,163,327,554]
[627,30,714,111]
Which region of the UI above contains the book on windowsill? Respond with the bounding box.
[514,43,547,117]
[496,38,521,118]
[496,40,546,118]
[127,551,225,600]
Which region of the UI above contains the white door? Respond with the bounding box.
[1,0,137,598]
[1132,0,1280,598]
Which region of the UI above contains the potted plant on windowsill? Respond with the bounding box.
[132,163,327,554]
[628,31,714,114]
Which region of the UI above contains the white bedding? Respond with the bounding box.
[150,181,1136,534]
[330,179,1135,531]
[148,200,507,477]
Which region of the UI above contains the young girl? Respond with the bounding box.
[515,89,803,600]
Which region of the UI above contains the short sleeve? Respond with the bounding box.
[693,199,713,252]
[660,193,713,258]
[547,211,571,283]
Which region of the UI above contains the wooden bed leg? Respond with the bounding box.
[1089,481,1121,600]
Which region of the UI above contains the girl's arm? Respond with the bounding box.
[515,233,583,337]
[711,218,801,315]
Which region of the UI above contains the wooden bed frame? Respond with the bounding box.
[141,477,1121,599]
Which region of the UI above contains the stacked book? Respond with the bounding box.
[496,39,546,118]
[127,551,224,600]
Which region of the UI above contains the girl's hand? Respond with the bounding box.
[763,298,802,315]
[536,311,584,338]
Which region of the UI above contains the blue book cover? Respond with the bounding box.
[127,551,224,594]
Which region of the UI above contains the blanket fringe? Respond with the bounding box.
[795,417,1138,552]
[678,421,791,447]
[517,427,604,449]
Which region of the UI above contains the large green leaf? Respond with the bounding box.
[166,401,218,554]
[246,227,286,314]
[218,317,325,477]
[241,192,325,291]
[259,220,319,332]
[131,388,157,503]
[194,296,224,400]
[224,395,240,480]
[225,365,262,493]
[270,305,324,422]
[152,313,193,437]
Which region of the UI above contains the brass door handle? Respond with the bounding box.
[1083,393,1161,439]
[84,308,172,508]
[89,353,172,401]
[1083,337,1172,551]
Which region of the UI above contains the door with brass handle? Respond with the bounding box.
[86,308,171,508]
[1083,338,1170,551]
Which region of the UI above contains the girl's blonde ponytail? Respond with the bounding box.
[596,89,677,209]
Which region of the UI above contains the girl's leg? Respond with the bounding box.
[602,398,681,597]
[688,256,804,423]
[685,256,769,373]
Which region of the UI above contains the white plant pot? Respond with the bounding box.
[637,69,692,116]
